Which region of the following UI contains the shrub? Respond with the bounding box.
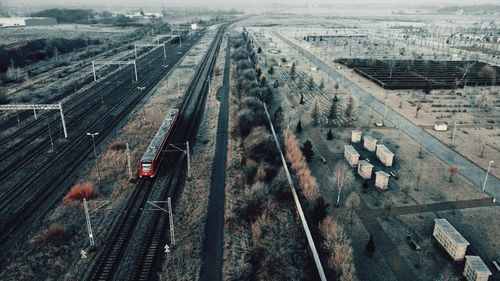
[109,140,127,151]
[63,182,98,202]
[34,223,67,244]
[237,109,269,138]
[0,91,8,104]
[234,182,269,222]
[244,126,279,165]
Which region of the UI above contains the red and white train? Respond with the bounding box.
[139,109,179,178]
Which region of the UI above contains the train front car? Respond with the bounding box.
[138,109,179,178]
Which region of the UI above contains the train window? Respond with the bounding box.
[142,163,152,172]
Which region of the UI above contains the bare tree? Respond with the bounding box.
[345,191,361,224]
[334,162,354,206]
[479,64,496,90]
[311,99,319,126]
[415,104,423,118]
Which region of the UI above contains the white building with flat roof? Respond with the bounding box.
[357,160,374,179]
[375,171,390,189]
[351,130,362,143]
[376,144,394,167]
[344,145,360,167]
[364,135,377,152]
[433,219,470,261]
[0,17,57,27]
[463,256,492,281]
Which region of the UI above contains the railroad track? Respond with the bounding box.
[85,25,227,281]
[0,39,182,177]
[0,33,203,266]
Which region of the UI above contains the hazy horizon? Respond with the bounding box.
[2,0,500,10]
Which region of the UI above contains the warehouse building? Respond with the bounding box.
[344,145,360,167]
[433,219,469,261]
[376,144,395,167]
[463,256,492,281]
[0,17,57,28]
[364,135,378,152]
[351,130,362,143]
[357,160,373,179]
[375,171,390,189]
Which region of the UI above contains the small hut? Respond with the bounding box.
[375,171,390,189]
[376,144,394,167]
[351,130,362,143]
[344,145,360,167]
[463,256,492,281]
[364,135,377,152]
[357,160,374,179]
[433,219,470,261]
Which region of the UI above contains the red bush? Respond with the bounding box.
[63,182,98,203]
[35,223,66,244]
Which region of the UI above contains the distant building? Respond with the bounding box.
[433,219,469,261]
[363,135,378,152]
[463,256,492,281]
[351,130,362,143]
[376,144,394,167]
[434,122,448,131]
[375,171,390,189]
[344,145,360,167]
[357,160,373,179]
[191,23,199,30]
[0,17,57,28]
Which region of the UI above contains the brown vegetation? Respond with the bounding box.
[284,129,319,201]
[63,182,98,203]
[320,217,358,281]
[33,223,67,244]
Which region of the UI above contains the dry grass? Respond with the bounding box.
[63,182,98,203]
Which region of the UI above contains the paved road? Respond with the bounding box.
[275,33,500,199]
[199,38,230,281]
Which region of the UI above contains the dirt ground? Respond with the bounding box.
[158,35,225,281]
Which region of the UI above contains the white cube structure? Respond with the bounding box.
[433,219,470,261]
[364,135,378,152]
[351,130,362,143]
[376,144,395,167]
[357,160,374,179]
[375,171,390,189]
[344,145,360,167]
[463,256,492,281]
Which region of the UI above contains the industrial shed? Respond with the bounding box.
[375,171,390,189]
[344,145,360,167]
[363,135,377,152]
[0,17,57,28]
[463,256,492,281]
[351,130,362,143]
[376,144,394,167]
[433,219,470,261]
[357,160,373,179]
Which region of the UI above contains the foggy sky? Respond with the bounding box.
[2,0,499,9]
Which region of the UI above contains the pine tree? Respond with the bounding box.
[296,120,302,133]
[301,140,314,162]
[326,128,333,140]
[319,78,325,91]
[290,62,296,80]
[311,99,319,126]
[328,98,338,122]
[345,94,354,124]
[274,106,284,130]
[365,234,375,257]
[299,93,305,105]
[308,75,314,90]
[268,65,274,75]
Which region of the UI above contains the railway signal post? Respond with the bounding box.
[147,199,175,245]
[0,103,68,138]
[86,132,101,187]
